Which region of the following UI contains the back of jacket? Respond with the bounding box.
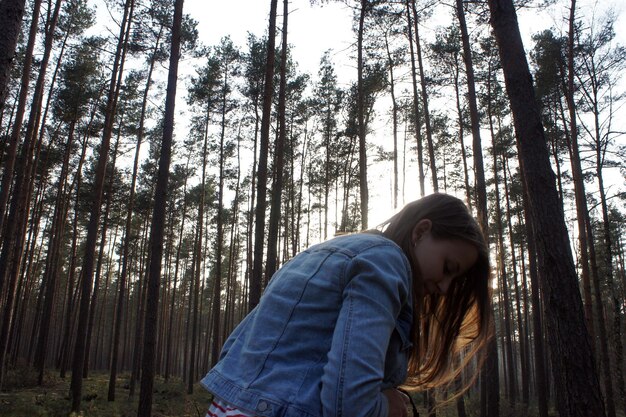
[200,233,414,417]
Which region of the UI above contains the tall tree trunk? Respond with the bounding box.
[383,32,399,209]
[563,0,597,356]
[410,1,437,192]
[502,156,529,405]
[357,0,369,228]
[584,208,616,417]
[27,0,67,380]
[34,117,75,385]
[489,120,516,406]
[0,0,44,389]
[456,1,497,414]
[108,24,161,401]
[84,128,122,378]
[596,139,626,416]
[564,2,614,413]
[164,154,189,383]
[453,61,472,211]
[265,0,288,281]
[0,0,27,112]
[137,0,183,414]
[129,216,152,397]
[487,1,606,415]
[188,107,209,393]
[59,130,91,379]
[0,0,43,249]
[405,0,425,197]
[519,165,549,417]
[249,0,278,310]
[70,0,134,411]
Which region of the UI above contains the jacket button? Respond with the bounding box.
[257,401,268,412]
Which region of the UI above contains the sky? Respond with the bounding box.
[90,0,624,227]
[185,0,356,86]
[186,0,626,84]
[182,0,625,226]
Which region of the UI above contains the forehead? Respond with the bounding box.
[440,239,478,262]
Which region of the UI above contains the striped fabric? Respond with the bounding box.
[206,398,256,417]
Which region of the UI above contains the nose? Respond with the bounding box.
[437,277,453,294]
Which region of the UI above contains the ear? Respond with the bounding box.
[411,219,432,245]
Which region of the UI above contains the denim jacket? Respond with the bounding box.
[200,233,414,417]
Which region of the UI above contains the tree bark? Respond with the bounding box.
[519,174,548,417]
[487,0,606,415]
[34,119,75,384]
[383,32,399,209]
[0,0,42,294]
[137,0,183,414]
[405,0,424,197]
[189,103,209,393]
[265,0,288,282]
[70,0,134,410]
[0,0,44,389]
[250,0,278,311]
[563,0,597,357]
[357,0,369,228]
[489,115,516,406]
[456,1,497,414]
[108,24,161,401]
[452,53,472,211]
[410,1,437,192]
[0,0,27,112]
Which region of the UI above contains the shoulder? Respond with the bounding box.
[328,234,412,286]
[311,232,405,259]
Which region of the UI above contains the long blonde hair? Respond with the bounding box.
[379,194,492,395]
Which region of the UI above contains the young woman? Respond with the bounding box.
[201,193,492,417]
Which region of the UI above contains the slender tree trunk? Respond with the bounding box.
[596,143,626,416]
[224,130,242,338]
[405,0,424,197]
[137,0,183,414]
[265,0,288,281]
[59,139,89,379]
[563,0,597,355]
[519,168,549,417]
[0,0,44,389]
[164,154,189,382]
[487,1,606,415]
[502,155,529,405]
[188,106,209,394]
[356,0,369,228]
[70,0,134,410]
[585,207,616,417]
[411,1,437,192]
[34,117,75,385]
[129,212,152,398]
[0,0,43,250]
[456,1,497,414]
[108,25,161,401]
[453,60,472,211]
[249,0,278,310]
[0,0,27,112]
[489,118,516,405]
[383,33,399,209]
[84,128,122,377]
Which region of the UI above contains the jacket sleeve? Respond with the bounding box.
[320,244,411,417]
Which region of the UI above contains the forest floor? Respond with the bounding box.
[0,365,569,416]
[0,366,212,416]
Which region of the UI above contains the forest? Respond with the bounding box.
[0,0,624,415]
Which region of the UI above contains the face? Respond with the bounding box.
[411,219,478,295]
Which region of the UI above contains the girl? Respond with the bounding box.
[202,193,492,417]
